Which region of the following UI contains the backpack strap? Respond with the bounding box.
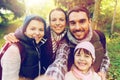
[0,43,11,57]
[94,30,106,53]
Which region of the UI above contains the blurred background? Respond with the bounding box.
[0,0,120,79]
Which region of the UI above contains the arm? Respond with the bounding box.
[98,47,110,80]
[4,33,19,43]
[1,44,21,80]
[45,42,70,80]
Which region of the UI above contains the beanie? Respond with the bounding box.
[22,15,46,33]
[74,41,95,61]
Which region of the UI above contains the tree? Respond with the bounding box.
[110,0,117,36]
[92,0,102,30]
[0,0,25,24]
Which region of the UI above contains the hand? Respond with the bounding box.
[98,71,106,80]
[4,33,19,43]
[34,75,54,80]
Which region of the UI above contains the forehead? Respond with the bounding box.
[28,20,44,27]
[50,10,65,18]
[69,11,88,21]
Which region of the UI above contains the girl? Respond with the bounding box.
[1,15,47,80]
[65,41,101,80]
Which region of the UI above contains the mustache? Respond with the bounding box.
[72,29,85,33]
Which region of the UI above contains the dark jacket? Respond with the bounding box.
[14,15,47,79]
[67,30,105,72]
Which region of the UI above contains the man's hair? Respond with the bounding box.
[67,5,90,20]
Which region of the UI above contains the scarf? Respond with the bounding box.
[51,29,67,53]
[67,26,93,45]
[72,65,93,80]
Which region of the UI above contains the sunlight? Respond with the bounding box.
[25,0,48,8]
[24,0,55,16]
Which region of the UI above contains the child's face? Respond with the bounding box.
[24,20,44,44]
[74,49,93,73]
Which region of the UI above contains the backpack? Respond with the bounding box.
[94,30,106,53]
[0,42,24,80]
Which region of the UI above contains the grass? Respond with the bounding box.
[107,37,120,80]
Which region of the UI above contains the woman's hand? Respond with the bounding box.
[4,33,19,43]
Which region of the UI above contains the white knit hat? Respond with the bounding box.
[74,41,95,61]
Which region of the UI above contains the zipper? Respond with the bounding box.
[33,41,41,75]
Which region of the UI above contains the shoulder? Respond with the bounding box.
[1,44,21,62]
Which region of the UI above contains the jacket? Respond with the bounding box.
[67,27,110,72]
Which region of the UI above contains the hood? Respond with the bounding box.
[14,15,47,45]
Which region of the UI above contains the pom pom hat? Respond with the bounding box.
[74,41,95,61]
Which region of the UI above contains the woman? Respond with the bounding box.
[42,8,69,80]
[1,15,47,80]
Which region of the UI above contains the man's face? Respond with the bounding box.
[69,11,90,40]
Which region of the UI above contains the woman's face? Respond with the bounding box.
[74,49,93,73]
[50,10,66,34]
[24,20,44,43]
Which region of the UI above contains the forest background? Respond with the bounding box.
[0,0,120,80]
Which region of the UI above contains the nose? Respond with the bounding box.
[35,30,40,35]
[75,23,81,30]
[56,20,60,26]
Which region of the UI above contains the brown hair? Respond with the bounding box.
[68,5,90,20]
[49,8,67,23]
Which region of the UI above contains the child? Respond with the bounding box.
[65,41,101,80]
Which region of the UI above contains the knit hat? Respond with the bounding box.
[74,41,95,61]
[22,15,46,33]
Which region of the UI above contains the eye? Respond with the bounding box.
[60,18,65,21]
[39,28,44,32]
[51,18,56,22]
[79,19,86,24]
[69,21,75,26]
[84,54,91,58]
[30,27,35,30]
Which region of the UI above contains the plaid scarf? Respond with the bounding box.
[51,30,67,53]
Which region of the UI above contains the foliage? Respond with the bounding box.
[99,0,120,32]
[0,0,25,25]
[0,0,25,17]
[106,36,120,80]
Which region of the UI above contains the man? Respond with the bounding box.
[66,5,110,80]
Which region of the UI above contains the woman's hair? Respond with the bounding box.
[49,7,67,23]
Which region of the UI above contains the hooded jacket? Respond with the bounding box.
[1,15,47,80]
[15,15,47,79]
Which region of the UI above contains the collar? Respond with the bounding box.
[72,65,93,80]
[67,26,93,45]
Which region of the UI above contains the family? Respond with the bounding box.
[1,5,110,80]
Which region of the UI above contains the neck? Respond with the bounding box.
[72,65,93,80]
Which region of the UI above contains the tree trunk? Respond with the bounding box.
[111,0,117,37]
[92,0,102,30]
